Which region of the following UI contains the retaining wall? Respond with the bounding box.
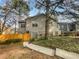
[23,42,79,59]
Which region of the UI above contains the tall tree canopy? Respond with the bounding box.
[0,0,29,34]
[11,0,29,15]
[35,0,79,39]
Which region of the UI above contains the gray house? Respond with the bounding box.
[58,22,76,33]
[18,14,61,38]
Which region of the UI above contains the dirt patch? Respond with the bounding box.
[0,45,63,59]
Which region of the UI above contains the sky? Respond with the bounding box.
[0,0,65,16]
[28,0,39,16]
[0,0,6,6]
[0,0,39,16]
[0,0,78,23]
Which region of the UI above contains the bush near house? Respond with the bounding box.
[32,36,79,54]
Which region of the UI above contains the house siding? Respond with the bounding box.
[25,15,61,38]
[26,16,46,38]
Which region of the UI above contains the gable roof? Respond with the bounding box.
[25,14,45,20]
[25,14,58,23]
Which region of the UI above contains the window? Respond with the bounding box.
[32,23,38,27]
[39,34,42,36]
[21,23,26,28]
[49,21,53,25]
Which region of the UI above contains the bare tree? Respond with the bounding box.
[35,0,65,39]
[35,0,79,39]
[11,0,29,33]
[0,0,29,34]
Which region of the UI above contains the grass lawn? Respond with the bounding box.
[32,36,79,54]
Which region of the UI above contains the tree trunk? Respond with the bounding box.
[45,16,49,39]
[1,15,7,34]
[45,0,50,39]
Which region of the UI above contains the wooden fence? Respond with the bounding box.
[0,33,31,41]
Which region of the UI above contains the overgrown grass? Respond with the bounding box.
[32,36,79,54]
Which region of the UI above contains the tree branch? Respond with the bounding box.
[36,0,46,7]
